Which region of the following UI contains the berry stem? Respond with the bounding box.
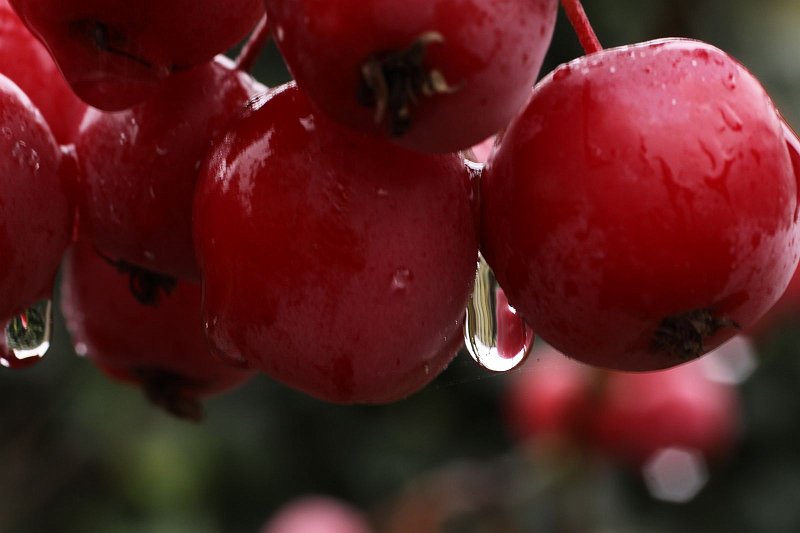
[235,14,270,72]
[559,0,603,55]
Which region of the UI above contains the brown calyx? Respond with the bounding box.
[358,31,461,137]
[135,368,205,422]
[652,308,740,361]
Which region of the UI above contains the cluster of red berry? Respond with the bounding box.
[0,0,798,415]
[506,344,741,467]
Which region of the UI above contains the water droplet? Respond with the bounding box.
[299,116,315,131]
[464,254,534,372]
[11,140,40,172]
[722,72,737,91]
[719,103,743,131]
[376,187,389,197]
[118,132,128,145]
[553,65,571,81]
[1,126,12,138]
[2,300,53,368]
[391,268,413,292]
[155,145,168,156]
[692,48,710,62]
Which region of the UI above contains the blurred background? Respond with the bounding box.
[4,0,800,531]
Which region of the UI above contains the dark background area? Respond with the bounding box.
[3,1,800,531]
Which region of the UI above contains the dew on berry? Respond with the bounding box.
[719,103,744,131]
[2,299,53,367]
[464,254,534,372]
[391,268,413,293]
[11,139,40,172]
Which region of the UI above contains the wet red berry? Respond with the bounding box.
[0,0,86,143]
[9,0,264,110]
[0,74,72,327]
[60,241,254,420]
[265,0,557,152]
[193,83,477,403]
[74,56,265,280]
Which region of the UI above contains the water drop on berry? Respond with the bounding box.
[719,103,743,131]
[553,64,572,81]
[2,300,53,368]
[11,140,40,172]
[464,254,534,372]
[391,268,414,293]
[723,72,737,91]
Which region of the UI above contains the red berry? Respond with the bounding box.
[507,344,741,466]
[261,496,372,533]
[588,360,740,466]
[193,83,477,404]
[74,56,264,280]
[265,0,557,152]
[505,345,593,447]
[481,39,800,371]
[60,241,254,420]
[0,0,86,143]
[0,74,72,327]
[9,0,264,110]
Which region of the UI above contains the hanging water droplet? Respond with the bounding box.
[2,300,53,368]
[464,254,534,372]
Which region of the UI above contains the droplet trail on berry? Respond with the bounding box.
[464,254,534,372]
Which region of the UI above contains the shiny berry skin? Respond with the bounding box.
[9,0,264,110]
[0,74,71,325]
[481,39,800,371]
[748,123,800,338]
[0,0,86,143]
[193,83,478,404]
[588,360,740,466]
[60,241,254,420]
[265,0,557,153]
[74,56,265,280]
[261,496,372,533]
